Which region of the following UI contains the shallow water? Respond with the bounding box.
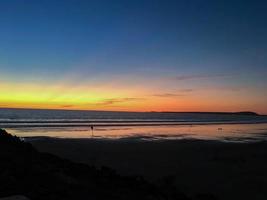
[6,123,267,142]
[1,108,267,142]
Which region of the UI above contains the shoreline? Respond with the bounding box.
[22,133,267,143]
[6,122,267,142]
[1,120,267,128]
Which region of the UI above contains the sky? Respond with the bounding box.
[0,0,267,114]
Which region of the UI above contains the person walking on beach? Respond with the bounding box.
[91,125,94,137]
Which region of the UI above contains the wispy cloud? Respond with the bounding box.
[174,74,229,81]
[208,86,244,92]
[153,93,184,98]
[153,89,194,98]
[93,98,144,106]
[61,105,74,108]
[179,89,194,92]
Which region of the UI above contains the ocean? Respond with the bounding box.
[1,108,267,141]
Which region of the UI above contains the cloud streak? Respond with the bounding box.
[174,74,229,81]
[61,105,74,108]
[93,98,144,106]
[153,93,184,98]
[153,89,194,98]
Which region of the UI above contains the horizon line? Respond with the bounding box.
[0,106,264,116]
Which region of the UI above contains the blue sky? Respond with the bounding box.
[0,0,266,113]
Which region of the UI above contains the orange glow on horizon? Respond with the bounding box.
[0,81,266,114]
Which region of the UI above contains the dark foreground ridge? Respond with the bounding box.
[0,129,214,200]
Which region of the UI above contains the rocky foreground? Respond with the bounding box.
[0,129,216,200]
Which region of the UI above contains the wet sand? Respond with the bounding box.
[30,137,267,200]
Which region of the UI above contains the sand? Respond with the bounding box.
[30,137,267,200]
[0,196,30,200]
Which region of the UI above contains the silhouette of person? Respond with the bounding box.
[91,125,94,137]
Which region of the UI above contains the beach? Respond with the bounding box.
[2,109,267,199]
[30,137,267,200]
[2,1,267,199]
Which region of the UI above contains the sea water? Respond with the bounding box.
[1,108,267,142]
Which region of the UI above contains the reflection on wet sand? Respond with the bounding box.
[7,123,267,142]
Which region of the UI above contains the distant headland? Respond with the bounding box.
[0,107,261,116]
[156,111,260,116]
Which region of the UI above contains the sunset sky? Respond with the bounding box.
[0,0,267,114]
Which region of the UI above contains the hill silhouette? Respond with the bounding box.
[0,129,208,200]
